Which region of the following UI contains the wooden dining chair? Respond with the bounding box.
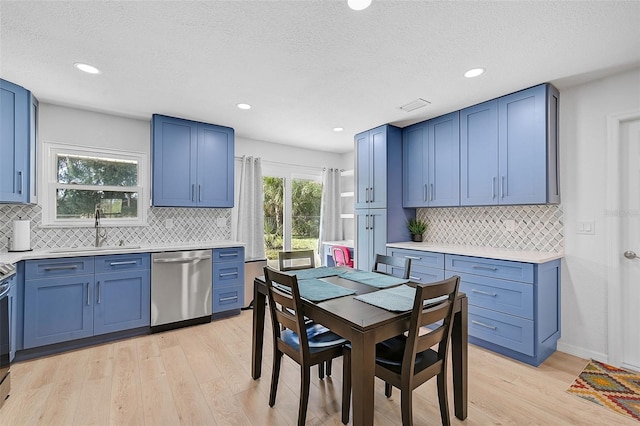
[373,253,411,279]
[263,267,351,425]
[277,249,334,378]
[278,249,315,271]
[372,276,460,426]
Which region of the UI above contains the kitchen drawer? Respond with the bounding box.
[213,247,244,263]
[445,254,533,283]
[25,257,94,279]
[455,271,533,319]
[408,265,445,284]
[213,285,243,313]
[95,253,150,273]
[213,261,243,287]
[387,248,444,269]
[469,305,534,356]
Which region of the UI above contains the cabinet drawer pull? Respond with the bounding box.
[97,281,102,304]
[44,265,78,272]
[492,177,496,199]
[192,184,195,202]
[424,184,428,202]
[472,265,498,272]
[430,183,434,201]
[219,253,238,257]
[500,176,505,199]
[153,255,211,263]
[198,184,202,202]
[409,275,422,281]
[109,261,138,266]
[219,296,238,302]
[471,289,497,297]
[370,187,374,203]
[219,272,238,277]
[404,255,421,260]
[87,282,91,305]
[472,320,497,330]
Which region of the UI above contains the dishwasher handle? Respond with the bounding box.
[153,255,212,264]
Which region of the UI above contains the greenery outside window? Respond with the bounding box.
[43,143,147,227]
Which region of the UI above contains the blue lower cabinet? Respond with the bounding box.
[23,254,151,349]
[8,274,17,361]
[212,247,244,314]
[24,275,95,348]
[94,269,150,335]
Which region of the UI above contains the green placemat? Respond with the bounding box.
[340,270,409,288]
[355,285,447,312]
[283,266,347,280]
[273,278,356,302]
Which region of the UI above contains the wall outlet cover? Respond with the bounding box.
[504,219,516,232]
[165,218,174,229]
[216,218,227,227]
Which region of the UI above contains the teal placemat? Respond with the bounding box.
[298,278,356,302]
[273,278,356,302]
[340,270,409,288]
[354,285,447,312]
[284,266,347,280]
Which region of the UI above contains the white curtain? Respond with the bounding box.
[237,156,266,261]
[318,168,342,253]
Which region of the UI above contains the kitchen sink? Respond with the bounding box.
[48,245,141,253]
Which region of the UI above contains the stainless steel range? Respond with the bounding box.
[0,262,16,409]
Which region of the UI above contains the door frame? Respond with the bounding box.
[605,108,640,369]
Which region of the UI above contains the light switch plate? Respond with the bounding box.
[577,221,595,235]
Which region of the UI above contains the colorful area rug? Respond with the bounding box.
[567,359,640,422]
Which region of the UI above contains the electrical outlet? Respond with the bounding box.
[165,218,174,229]
[504,219,516,232]
[216,218,227,227]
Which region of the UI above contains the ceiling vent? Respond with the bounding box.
[400,98,430,112]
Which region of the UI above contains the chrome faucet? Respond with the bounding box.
[94,205,108,247]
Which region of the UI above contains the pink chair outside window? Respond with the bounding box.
[331,246,354,268]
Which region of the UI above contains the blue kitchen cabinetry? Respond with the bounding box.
[354,125,412,271]
[386,247,560,366]
[23,254,150,349]
[402,112,460,207]
[152,114,234,208]
[94,253,151,335]
[460,83,560,206]
[0,79,38,204]
[8,274,17,362]
[212,247,245,316]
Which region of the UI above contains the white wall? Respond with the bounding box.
[558,67,640,360]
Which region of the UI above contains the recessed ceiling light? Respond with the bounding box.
[464,68,485,78]
[333,127,344,132]
[348,0,372,11]
[237,103,252,110]
[74,62,101,74]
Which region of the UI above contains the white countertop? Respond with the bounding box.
[386,242,563,264]
[0,240,246,265]
[322,240,354,248]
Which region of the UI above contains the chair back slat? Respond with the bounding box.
[278,250,315,271]
[373,254,412,279]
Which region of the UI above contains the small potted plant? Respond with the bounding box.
[407,218,427,242]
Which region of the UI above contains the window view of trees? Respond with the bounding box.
[263,176,322,261]
[56,154,139,219]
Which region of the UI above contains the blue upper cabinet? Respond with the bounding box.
[152,114,234,208]
[355,125,390,209]
[402,111,460,207]
[0,79,37,204]
[460,100,499,205]
[461,84,560,206]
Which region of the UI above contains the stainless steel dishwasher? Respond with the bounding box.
[151,249,212,331]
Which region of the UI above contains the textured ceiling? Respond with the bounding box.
[1,1,639,153]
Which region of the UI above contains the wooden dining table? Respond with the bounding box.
[251,271,468,426]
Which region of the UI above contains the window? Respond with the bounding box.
[43,143,146,227]
[263,173,322,267]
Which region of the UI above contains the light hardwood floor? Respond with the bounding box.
[0,310,635,425]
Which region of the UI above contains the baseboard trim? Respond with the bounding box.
[557,341,609,364]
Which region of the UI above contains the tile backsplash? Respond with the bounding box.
[416,204,563,252]
[0,204,231,251]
